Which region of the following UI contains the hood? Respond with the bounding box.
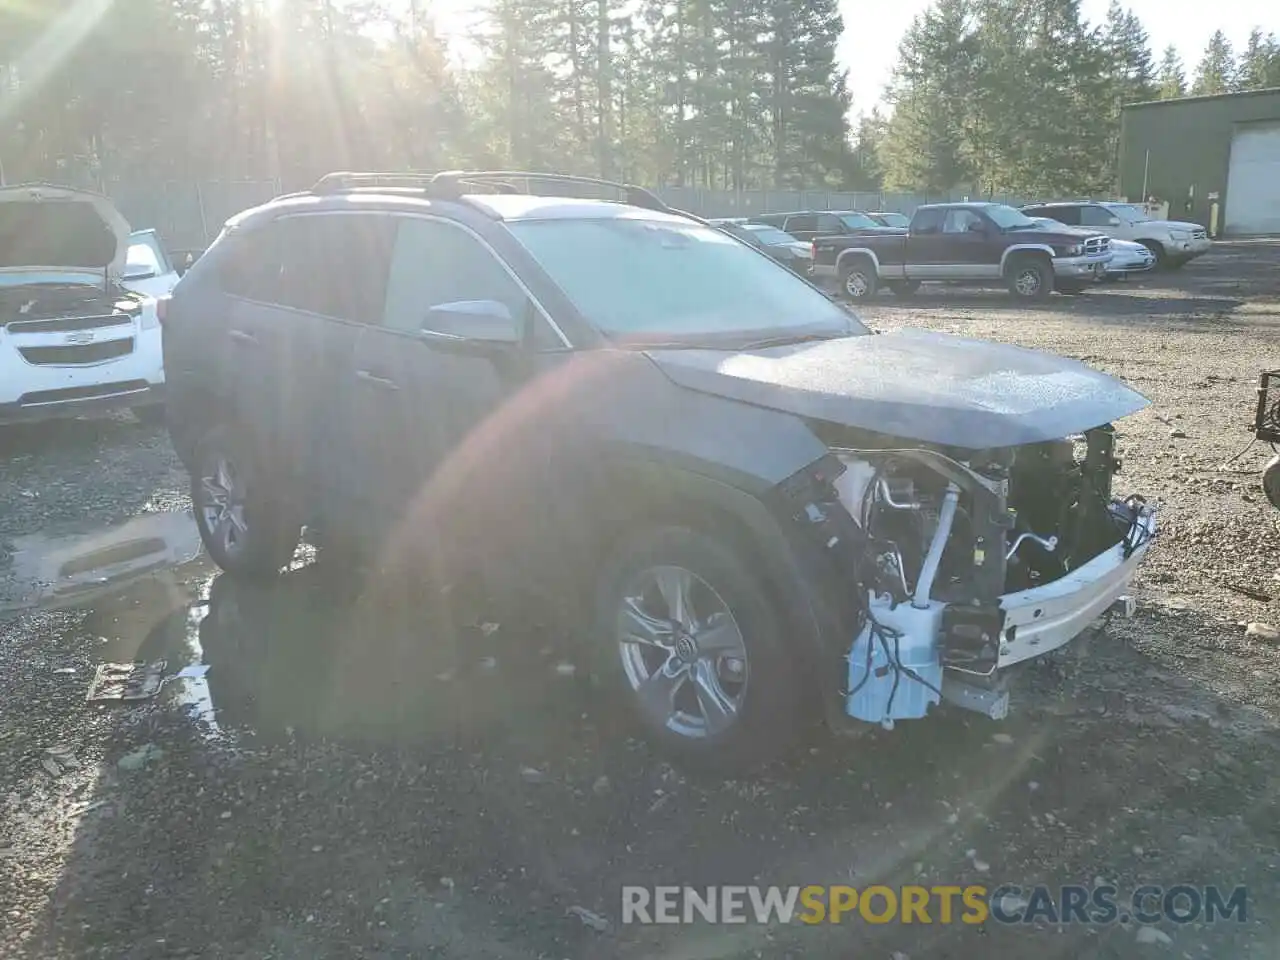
[0,183,130,278]
[1143,219,1204,233]
[646,329,1149,449]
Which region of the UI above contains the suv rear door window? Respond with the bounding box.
[783,214,816,234]
[220,214,393,323]
[816,214,845,233]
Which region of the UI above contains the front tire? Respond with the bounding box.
[838,257,879,300]
[1006,255,1052,300]
[191,424,301,578]
[1139,240,1168,269]
[593,526,801,772]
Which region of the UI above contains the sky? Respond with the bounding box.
[839,0,1275,111]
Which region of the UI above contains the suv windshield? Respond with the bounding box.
[1104,202,1149,222]
[509,217,865,344]
[985,204,1038,229]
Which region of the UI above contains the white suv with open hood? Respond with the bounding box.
[1020,200,1211,268]
[0,183,166,426]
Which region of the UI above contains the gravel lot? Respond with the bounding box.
[2,243,1279,959]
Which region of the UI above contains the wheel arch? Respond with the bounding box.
[835,247,882,274]
[1000,244,1056,274]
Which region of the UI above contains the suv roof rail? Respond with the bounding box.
[427,170,673,213]
[307,169,695,220]
[310,171,451,194]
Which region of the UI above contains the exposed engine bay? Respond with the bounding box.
[0,282,142,326]
[778,425,1155,730]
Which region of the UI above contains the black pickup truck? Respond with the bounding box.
[811,202,1113,300]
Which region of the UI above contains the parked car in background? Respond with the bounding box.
[867,211,911,229]
[748,209,903,242]
[709,218,813,274]
[812,202,1112,300]
[1027,216,1155,280]
[121,228,182,298]
[0,183,166,426]
[163,170,1154,770]
[1019,201,1210,268]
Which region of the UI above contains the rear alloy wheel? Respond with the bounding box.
[595,526,800,771]
[1007,257,1052,300]
[839,259,878,299]
[191,424,301,578]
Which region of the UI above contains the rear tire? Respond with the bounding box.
[1006,255,1052,300]
[592,526,801,773]
[838,257,879,300]
[191,424,301,579]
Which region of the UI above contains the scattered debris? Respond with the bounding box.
[440,877,455,891]
[52,667,77,675]
[1135,925,1172,945]
[1028,781,1040,791]
[479,621,500,637]
[1245,622,1279,641]
[117,743,164,772]
[1169,428,1187,439]
[566,905,610,932]
[87,661,167,702]
[592,775,611,796]
[554,662,577,677]
[972,858,990,873]
[647,793,671,814]
[991,733,1014,745]
[1222,583,1272,603]
[520,766,549,784]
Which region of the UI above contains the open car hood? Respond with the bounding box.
[646,329,1149,449]
[0,183,130,277]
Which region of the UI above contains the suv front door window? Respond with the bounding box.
[346,217,539,526]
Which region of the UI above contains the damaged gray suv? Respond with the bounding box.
[163,172,1155,770]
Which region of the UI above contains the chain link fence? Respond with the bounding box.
[103,180,1029,249]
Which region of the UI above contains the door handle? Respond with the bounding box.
[355,369,400,391]
[228,329,258,345]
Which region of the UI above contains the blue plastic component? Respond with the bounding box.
[846,600,944,728]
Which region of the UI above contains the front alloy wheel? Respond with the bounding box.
[595,527,801,770]
[199,455,250,561]
[616,564,749,740]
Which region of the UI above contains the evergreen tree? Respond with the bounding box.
[1191,30,1235,95]
[1157,44,1187,99]
[881,0,976,193]
[1235,28,1280,92]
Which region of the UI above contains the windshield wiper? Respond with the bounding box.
[740,332,841,350]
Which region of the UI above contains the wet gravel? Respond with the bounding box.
[2,243,1280,959]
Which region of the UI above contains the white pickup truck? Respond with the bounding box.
[0,184,170,426]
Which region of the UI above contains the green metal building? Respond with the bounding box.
[1119,87,1280,236]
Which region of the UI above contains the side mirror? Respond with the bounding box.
[420,299,520,351]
